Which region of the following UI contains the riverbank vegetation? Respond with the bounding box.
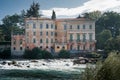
[23,47,53,59]
[81,51,120,80]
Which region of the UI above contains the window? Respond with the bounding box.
[89,33,93,41]
[40,39,42,43]
[40,32,42,36]
[27,38,29,43]
[70,34,73,41]
[46,32,48,36]
[77,25,80,29]
[83,24,85,29]
[27,46,29,49]
[55,25,57,30]
[51,24,53,29]
[40,24,43,29]
[40,46,42,48]
[46,38,49,43]
[89,25,92,29]
[27,32,29,36]
[83,33,86,42]
[13,47,16,50]
[13,40,16,45]
[33,38,36,43]
[46,24,49,29]
[57,46,59,49]
[83,45,86,50]
[26,23,29,29]
[77,45,80,50]
[62,46,65,49]
[33,23,36,29]
[51,39,53,43]
[55,32,57,37]
[77,34,80,41]
[20,47,22,50]
[64,24,67,30]
[20,39,22,44]
[70,45,73,50]
[51,32,54,36]
[70,25,72,29]
[33,32,36,36]
[46,46,48,48]
[90,44,92,50]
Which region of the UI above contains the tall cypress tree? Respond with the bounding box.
[51,10,56,20]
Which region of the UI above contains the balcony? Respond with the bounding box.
[68,39,96,43]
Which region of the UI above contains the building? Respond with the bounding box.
[55,18,96,52]
[11,33,25,57]
[11,17,96,56]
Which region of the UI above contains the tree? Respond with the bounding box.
[0,49,11,59]
[23,47,42,59]
[82,11,101,20]
[51,10,56,20]
[105,36,120,53]
[41,50,53,59]
[96,30,112,49]
[1,13,25,41]
[96,11,120,37]
[26,2,40,17]
[81,52,120,80]
[0,27,4,41]
[77,15,82,18]
[19,10,26,26]
[58,50,70,58]
[23,47,53,59]
[83,13,90,19]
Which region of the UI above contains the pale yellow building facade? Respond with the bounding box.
[25,17,96,53]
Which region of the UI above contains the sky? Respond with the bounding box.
[0,0,120,23]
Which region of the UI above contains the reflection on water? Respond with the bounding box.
[0,69,83,80]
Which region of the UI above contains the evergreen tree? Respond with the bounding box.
[26,2,40,17]
[51,10,56,20]
[77,15,81,18]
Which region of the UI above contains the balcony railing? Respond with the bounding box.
[68,39,96,43]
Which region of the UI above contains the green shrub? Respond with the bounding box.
[23,47,53,59]
[0,49,11,59]
[58,50,70,58]
[81,51,120,80]
[41,50,53,59]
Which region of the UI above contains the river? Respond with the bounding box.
[0,59,85,80]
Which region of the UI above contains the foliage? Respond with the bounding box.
[51,10,56,20]
[41,50,53,59]
[23,47,53,59]
[58,50,70,58]
[81,51,120,80]
[77,15,82,18]
[105,36,120,53]
[96,11,120,37]
[26,2,40,17]
[96,29,112,49]
[0,2,40,41]
[0,27,4,41]
[81,63,101,80]
[83,11,102,20]
[1,13,24,41]
[0,49,11,59]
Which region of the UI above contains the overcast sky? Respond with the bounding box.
[0,0,120,22]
